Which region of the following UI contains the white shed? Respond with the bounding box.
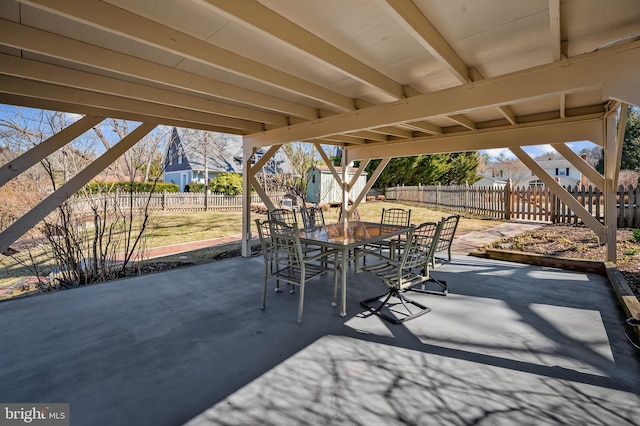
[306,166,367,204]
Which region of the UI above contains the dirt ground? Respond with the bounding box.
[484,224,640,299]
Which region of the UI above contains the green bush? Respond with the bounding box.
[633,228,640,243]
[209,172,243,195]
[84,181,179,194]
[184,183,205,193]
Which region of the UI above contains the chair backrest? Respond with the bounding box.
[400,221,442,270]
[435,214,460,252]
[300,206,325,228]
[267,219,304,268]
[255,219,275,261]
[268,208,298,226]
[381,208,411,227]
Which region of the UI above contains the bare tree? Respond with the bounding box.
[176,128,232,191]
[93,121,170,183]
[272,142,318,204]
[1,107,161,290]
[618,170,640,188]
[491,157,531,185]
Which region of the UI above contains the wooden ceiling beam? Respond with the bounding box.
[0,19,319,120]
[245,42,640,147]
[21,0,356,112]
[195,0,404,100]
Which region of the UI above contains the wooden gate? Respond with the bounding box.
[507,185,553,222]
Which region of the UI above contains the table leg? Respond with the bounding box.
[340,248,348,317]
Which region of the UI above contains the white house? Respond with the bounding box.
[529,158,585,187]
[473,175,507,188]
[484,157,587,188]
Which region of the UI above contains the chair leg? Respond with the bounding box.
[411,271,448,296]
[297,281,305,324]
[332,263,339,307]
[360,288,431,324]
[261,275,268,309]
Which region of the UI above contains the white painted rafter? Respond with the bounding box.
[379,0,468,82]
[0,75,261,133]
[0,19,319,120]
[194,0,404,100]
[0,54,287,126]
[20,0,356,112]
[446,114,477,130]
[346,116,603,162]
[245,42,640,148]
[549,0,562,62]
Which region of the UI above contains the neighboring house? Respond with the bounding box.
[306,166,367,204]
[485,157,587,188]
[473,175,507,188]
[163,127,293,191]
[524,158,585,188]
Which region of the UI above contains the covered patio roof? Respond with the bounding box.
[1,0,640,258]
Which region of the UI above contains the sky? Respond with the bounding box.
[481,141,597,161]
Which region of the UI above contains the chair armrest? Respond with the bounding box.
[304,248,340,264]
[354,248,401,272]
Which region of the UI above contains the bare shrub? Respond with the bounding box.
[618,170,640,188]
[366,196,375,202]
[317,203,331,212]
[251,203,268,214]
[377,195,386,201]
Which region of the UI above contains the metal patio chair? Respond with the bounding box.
[361,207,412,262]
[300,206,325,228]
[431,214,460,268]
[268,208,299,226]
[258,219,340,324]
[355,221,441,324]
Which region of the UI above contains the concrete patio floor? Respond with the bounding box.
[1,254,639,425]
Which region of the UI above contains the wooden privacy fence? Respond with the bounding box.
[386,184,640,228]
[71,191,286,214]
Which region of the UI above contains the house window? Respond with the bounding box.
[557,168,568,176]
[168,149,173,165]
[312,174,316,183]
[177,147,183,164]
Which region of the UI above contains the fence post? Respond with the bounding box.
[436,183,440,207]
[465,181,470,214]
[504,179,512,220]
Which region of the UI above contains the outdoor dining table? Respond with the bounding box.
[299,220,410,317]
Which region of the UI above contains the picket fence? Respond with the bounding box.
[386,184,640,228]
[71,191,287,214]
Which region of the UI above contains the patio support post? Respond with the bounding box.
[0,122,156,254]
[241,142,253,257]
[603,105,627,262]
[341,151,349,221]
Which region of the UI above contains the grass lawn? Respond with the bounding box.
[0,202,504,297]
